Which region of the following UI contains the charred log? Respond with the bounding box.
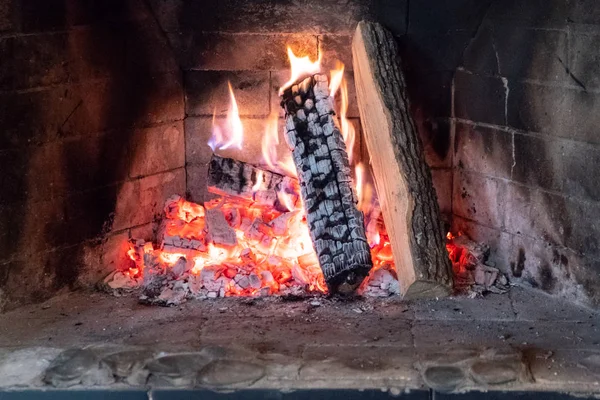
[207,154,299,211]
[280,74,373,294]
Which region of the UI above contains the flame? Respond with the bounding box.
[208,82,243,151]
[252,170,265,192]
[339,77,356,164]
[262,113,279,171]
[278,47,322,95]
[355,163,364,209]
[329,63,344,98]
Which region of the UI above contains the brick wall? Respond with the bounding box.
[446,0,600,306]
[0,0,185,310]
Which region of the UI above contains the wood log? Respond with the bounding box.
[280,74,373,294]
[352,21,453,299]
[207,154,299,211]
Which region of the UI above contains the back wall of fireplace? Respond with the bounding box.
[0,0,598,309]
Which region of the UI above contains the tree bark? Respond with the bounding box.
[280,74,373,294]
[352,21,453,299]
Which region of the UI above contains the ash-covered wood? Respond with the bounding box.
[352,21,453,299]
[280,74,373,294]
[207,155,299,211]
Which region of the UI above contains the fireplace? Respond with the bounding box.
[1,0,600,396]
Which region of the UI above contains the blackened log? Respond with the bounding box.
[207,154,299,211]
[280,74,373,294]
[352,21,453,299]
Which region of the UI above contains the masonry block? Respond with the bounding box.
[371,0,407,35]
[408,0,493,34]
[570,32,600,91]
[454,70,507,126]
[463,24,568,82]
[186,163,211,205]
[150,0,369,34]
[185,71,270,117]
[128,121,185,178]
[111,168,186,232]
[320,35,353,72]
[0,72,184,149]
[400,32,473,73]
[507,82,600,145]
[17,0,148,32]
[0,0,12,31]
[431,168,452,215]
[487,0,570,28]
[169,32,318,71]
[454,122,513,179]
[453,168,506,228]
[185,116,290,168]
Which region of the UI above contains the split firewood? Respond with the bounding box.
[280,74,373,294]
[207,154,299,211]
[352,21,453,298]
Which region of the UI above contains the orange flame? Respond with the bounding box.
[355,163,365,209]
[262,113,279,171]
[339,77,356,164]
[208,81,243,151]
[329,63,344,98]
[279,47,322,95]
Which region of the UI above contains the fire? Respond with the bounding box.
[208,82,243,151]
[329,63,345,98]
[279,47,322,95]
[338,77,355,164]
[261,113,279,171]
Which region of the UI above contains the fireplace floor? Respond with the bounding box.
[0,286,599,395]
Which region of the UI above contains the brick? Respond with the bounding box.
[128,121,185,178]
[558,139,600,202]
[17,0,148,32]
[186,163,211,205]
[372,0,408,35]
[417,117,452,169]
[568,0,600,25]
[431,168,452,215]
[487,0,570,28]
[168,32,318,71]
[507,82,600,145]
[452,169,505,228]
[0,72,184,149]
[454,70,507,126]
[408,0,493,34]
[406,72,453,119]
[512,133,564,193]
[399,32,473,73]
[185,71,270,117]
[463,25,568,82]
[319,35,353,72]
[185,116,290,167]
[0,0,12,31]
[112,168,186,231]
[454,122,513,179]
[570,33,600,90]
[150,0,369,34]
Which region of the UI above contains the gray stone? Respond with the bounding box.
[43,349,114,388]
[422,366,467,392]
[198,359,265,387]
[147,353,211,387]
[0,347,63,388]
[102,349,155,384]
[470,361,518,385]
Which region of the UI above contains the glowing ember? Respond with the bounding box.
[278,47,322,95]
[208,82,243,151]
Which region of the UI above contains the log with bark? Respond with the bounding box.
[280,74,373,294]
[207,154,300,211]
[352,21,453,299]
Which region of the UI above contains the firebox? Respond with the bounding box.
[1,0,600,397]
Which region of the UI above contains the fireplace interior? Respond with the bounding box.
[1,0,600,397]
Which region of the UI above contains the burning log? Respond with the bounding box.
[207,154,299,211]
[280,74,373,294]
[352,21,453,299]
